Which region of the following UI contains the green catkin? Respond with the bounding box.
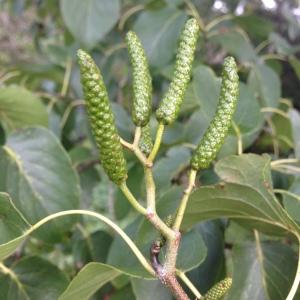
[191,56,239,170]
[77,49,127,185]
[126,31,152,127]
[138,124,153,156]
[203,278,232,300]
[156,18,200,125]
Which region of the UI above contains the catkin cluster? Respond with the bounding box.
[77,50,127,185]
[156,18,200,125]
[203,278,232,300]
[126,31,152,127]
[191,56,239,170]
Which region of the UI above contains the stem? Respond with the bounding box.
[271,158,299,166]
[266,116,279,158]
[23,210,155,276]
[118,4,145,30]
[61,57,72,97]
[232,120,243,155]
[120,181,175,240]
[173,169,197,231]
[119,182,147,215]
[163,274,190,300]
[274,189,300,202]
[261,107,289,118]
[177,271,202,299]
[286,234,300,300]
[133,126,142,148]
[147,211,177,240]
[148,124,165,162]
[183,0,205,31]
[272,165,300,174]
[144,167,156,211]
[120,138,151,167]
[205,14,233,32]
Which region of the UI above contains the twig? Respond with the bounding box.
[177,271,202,299]
[231,120,243,155]
[173,169,197,231]
[61,57,72,97]
[261,107,289,119]
[22,210,156,276]
[133,126,142,147]
[271,158,299,167]
[118,4,145,31]
[274,189,300,202]
[120,137,151,167]
[148,124,165,162]
[119,182,147,215]
[183,0,204,31]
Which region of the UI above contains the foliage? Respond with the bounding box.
[0,0,300,299]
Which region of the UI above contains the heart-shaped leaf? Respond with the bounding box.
[0,86,48,132]
[60,0,120,49]
[0,127,80,242]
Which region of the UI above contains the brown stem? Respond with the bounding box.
[163,274,190,300]
[150,240,190,300]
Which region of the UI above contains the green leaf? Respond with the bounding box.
[225,236,300,300]
[269,32,295,55]
[59,263,120,300]
[153,146,191,194]
[0,86,48,132]
[0,201,151,282]
[288,56,300,80]
[187,221,225,293]
[0,127,80,242]
[208,29,258,63]
[0,256,69,300]
[234,15,273,40]
[0,193,30,244]
[60,0,120,49]
[133,7,187,67]
[248,64,281,108]
[72,230,113,265]
[283,178,300,224]
[131,278,172,300]
[289,108,300,159]
[182,154,299,236]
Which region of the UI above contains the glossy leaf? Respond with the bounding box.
[0,127,80,242]
[225,237,299,300]
[0,192,30,244]
[183,154,299,236]
[208,29,257,63]
[153,146,191,194]
[133,7,187,67]
[0,256,69,300]
[131,278,172,300]
[283,178,300,224]
[60,0,120,49]
[0,86,48,132]
[187,221,225,293]
[248,64,281,108]
[289,108,300,159]
[59,263,120,300]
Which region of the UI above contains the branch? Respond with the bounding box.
[173,169,197,231]
[148,123,165,162]
[177,271,202,299]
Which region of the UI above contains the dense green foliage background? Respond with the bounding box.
[0,0,300,299]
